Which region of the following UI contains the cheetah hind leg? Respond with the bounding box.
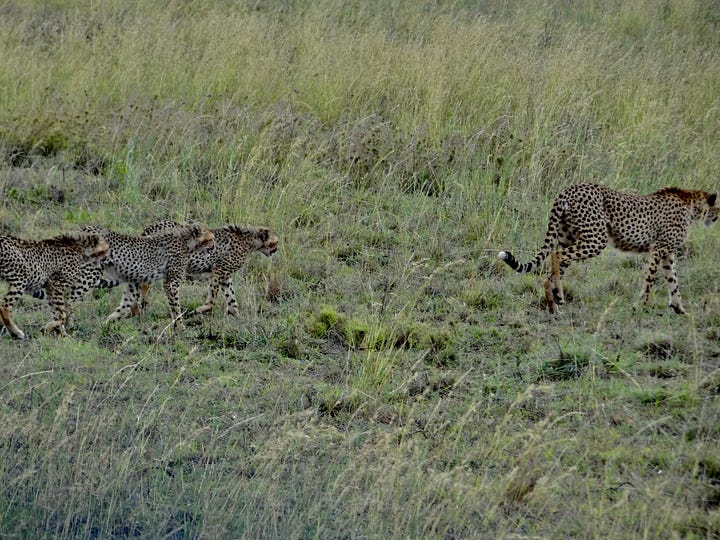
[543,250,564,314]
[642,250,660,308]
[544,232,608,313]
[194,275,221,316]
[0,305,25,340]
[43,319,68,336]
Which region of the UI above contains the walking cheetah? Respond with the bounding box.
[0,232,109,339]
[32,261,117,303]
[138,220,279,316]
[498,183,719,314]
[81,224,215,325]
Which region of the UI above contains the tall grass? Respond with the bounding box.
[2,0,718,201]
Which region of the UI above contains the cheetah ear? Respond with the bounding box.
[709,193,718,207]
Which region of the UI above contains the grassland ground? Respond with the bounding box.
[1,1,720,538]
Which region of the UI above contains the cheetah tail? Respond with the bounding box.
[97,278,122,290]
[497,247,551,273]
[497,216,559,274]
[32,289,47,300]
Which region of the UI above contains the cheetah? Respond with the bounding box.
[0,232,109,339]
[32,261,117,303]
[80,224,215,325]
[498,183,719,314]
[137,220,279,316]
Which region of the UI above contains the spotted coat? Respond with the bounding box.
[32,260,117,303]
[80,224,215,325]
[0,232,109,339]
[138,220,279,316]
[498,183,719,314]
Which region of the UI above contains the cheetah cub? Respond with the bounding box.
[0,232,109,339]
[139,220,279,316]
[498,183,719,314]
[81,224,215,326]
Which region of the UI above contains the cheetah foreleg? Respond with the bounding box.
[43,319,67,336]
[642,249,686,314]
[139,282,150,313]
[105,284,141,323]
[123,282,149,316]
[220,276,240,317]
[661,252,686,314]
[162,279,185,327]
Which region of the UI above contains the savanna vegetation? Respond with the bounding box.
[1,0,720,537]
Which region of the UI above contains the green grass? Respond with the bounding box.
[1,0,720,537]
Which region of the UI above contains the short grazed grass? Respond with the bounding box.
[1,1,720,538]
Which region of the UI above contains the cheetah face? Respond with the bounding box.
[704,192,719,226]
[189,227,215,253]
[258,228,279,257]
[85,236,109,262]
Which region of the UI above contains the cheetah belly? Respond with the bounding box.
[607,231,653,253]
[104,260,169,284]
[23,276,49,294]
[21,260,53,292]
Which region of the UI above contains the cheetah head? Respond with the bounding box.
[91,236,110,262]
[703,192,719,226]
[77,233,109,262]
[187,225,215,253]
[257,227,279,257]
